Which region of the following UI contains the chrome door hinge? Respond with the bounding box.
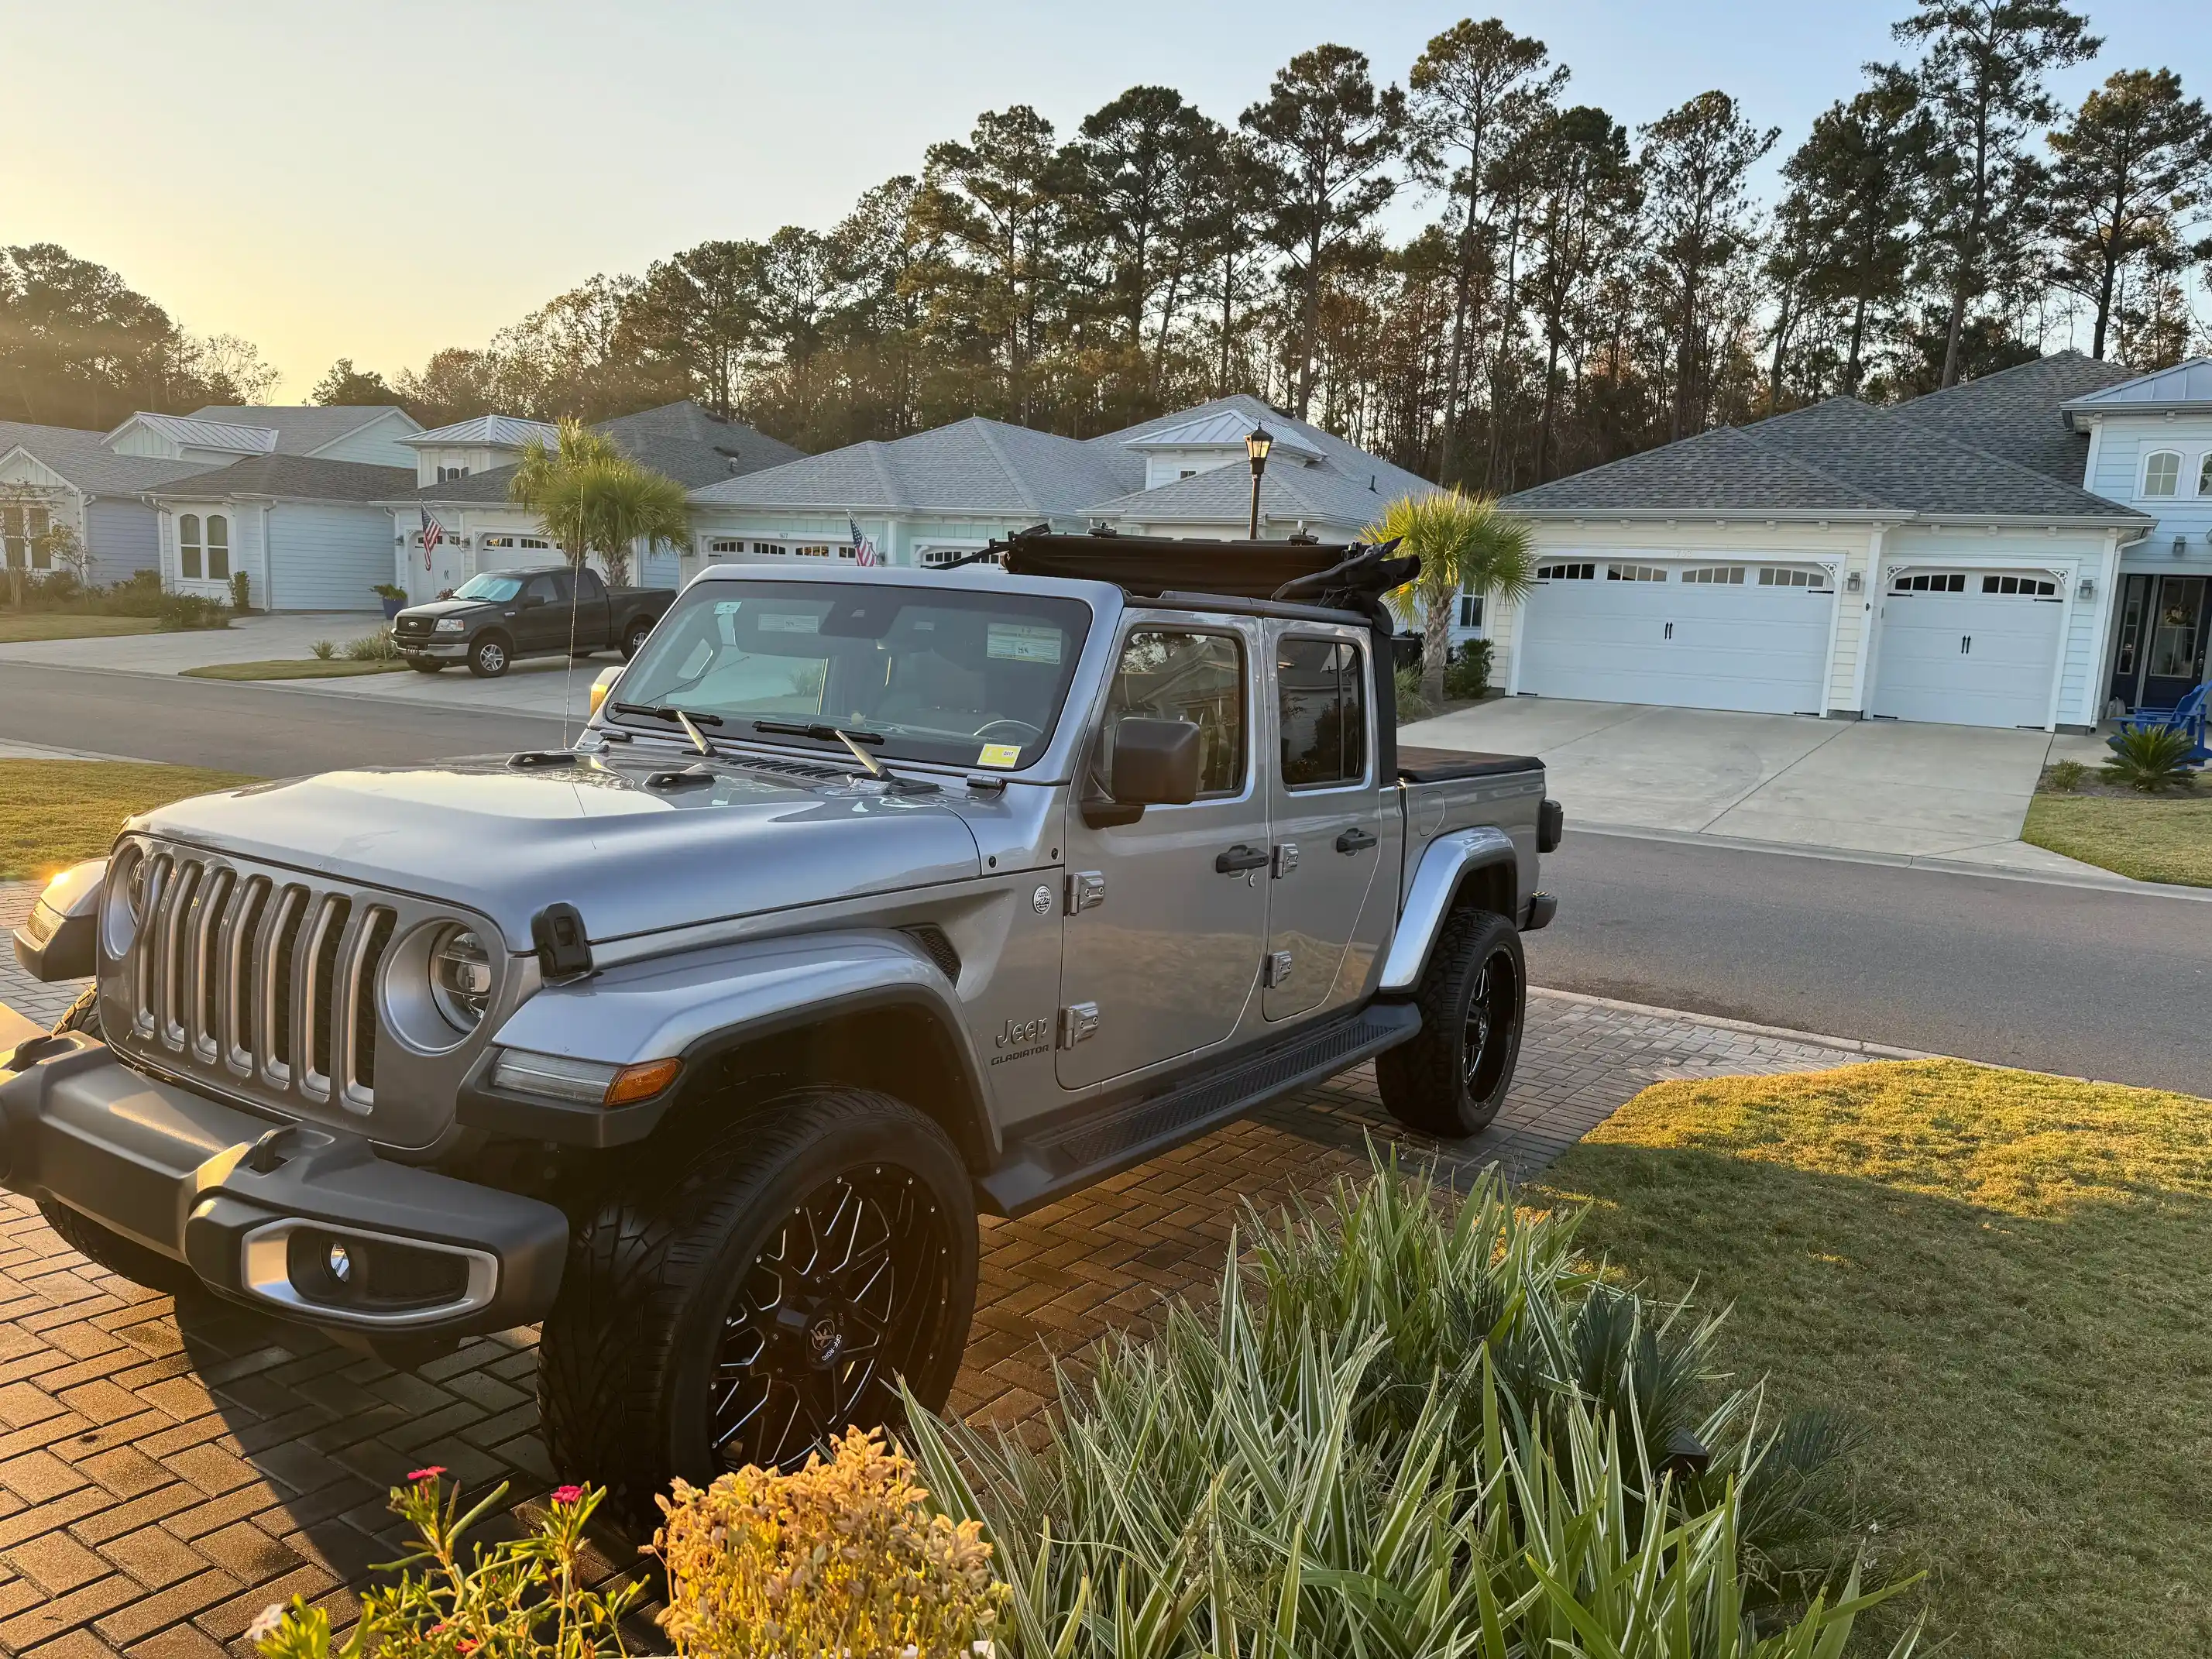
[1264,950,1293,988]
[1065,871,1106,914]
[1272,842,1300,878]
[1059,1001,1100,1048]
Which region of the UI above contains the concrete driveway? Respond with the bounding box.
[1402,697,2111,871]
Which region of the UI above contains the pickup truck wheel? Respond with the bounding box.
[1376,908,1524,1139]
[468,634,510,678]
[621,620,653,661]
[537,1086,975,1518]
[33,991,203,1298]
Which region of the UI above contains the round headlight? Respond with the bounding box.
[428,926,493,1034]
[103,842,145,960]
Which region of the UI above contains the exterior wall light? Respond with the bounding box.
[2176,537,2189,559]
[1845,570,1863,593]
[2078,577,2096,601]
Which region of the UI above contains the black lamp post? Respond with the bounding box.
[1245,424,1273,541]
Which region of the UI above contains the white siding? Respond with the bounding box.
[266,503,389,610]
[84,499,160,581]
[108,424,183,459]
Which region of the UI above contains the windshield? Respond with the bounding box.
[609,581,1093,770]
[452,573,524,602]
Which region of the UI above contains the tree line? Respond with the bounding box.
[9,1,2210,497]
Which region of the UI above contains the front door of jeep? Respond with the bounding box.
[1262,627,1384,1021]
[1056,617,1267,1090]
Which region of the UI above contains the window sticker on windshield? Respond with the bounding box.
[988,623,1063,663]
[758,612,821,634]
[977,742,1023,768]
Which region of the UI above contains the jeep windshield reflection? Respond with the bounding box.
[610,582,1093,770]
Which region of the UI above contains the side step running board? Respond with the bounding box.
[977,1001,1420,1217]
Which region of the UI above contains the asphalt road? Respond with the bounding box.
[0,662,569,773]
[1526,829,2212,1095]
[5,661,2205,1093]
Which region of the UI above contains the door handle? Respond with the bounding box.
[1214,844,1269,874]
[1335,826,1377,854]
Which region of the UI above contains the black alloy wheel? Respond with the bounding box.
[1376,907,1526,1138]
[709,1164,956,1472]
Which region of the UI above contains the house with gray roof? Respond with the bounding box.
[0,421,230,586]
[108,404,422,468]
[1491,352,2172,731]
[146,455,416,611]
[682,394,1431,588]
[386,402,804,602]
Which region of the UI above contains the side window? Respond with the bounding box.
[520,573,559,606]
[1098,629,1245,799]
[1279,637,1367,789]
[577,567,606,599]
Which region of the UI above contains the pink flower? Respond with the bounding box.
[455,1641,479,1654]
[407,1466,447,1482]
[551,1484,584,1504]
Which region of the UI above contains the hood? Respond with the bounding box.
[133,752,983,950]
[397,597,493,621]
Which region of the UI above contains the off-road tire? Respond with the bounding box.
[468,634,510,678]
[34,990,203,1298]
[621,619,653,661]
[537,1086,977,1521]
[1375,908,1525,1139]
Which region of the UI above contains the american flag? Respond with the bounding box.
[847,515,878,568]
[420,509,445,570]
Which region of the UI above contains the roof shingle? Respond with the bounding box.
[148,455,415,503]
[0,421,222,495]
[1888,349,2133,482]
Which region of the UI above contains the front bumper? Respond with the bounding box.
[0,1016,567,1340]
[399,641,467,659]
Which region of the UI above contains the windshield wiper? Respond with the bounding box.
[752,720,884,746]
[614,702,723,755]
[750,720,937,792]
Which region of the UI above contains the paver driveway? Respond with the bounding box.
[0,881,1884,1655]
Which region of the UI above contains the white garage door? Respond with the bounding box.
[1868,572,2063,730]
[1516,561,1833,714]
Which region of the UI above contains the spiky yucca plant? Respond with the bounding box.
[905,1156,1914,1658]
[2102,725,2202,792]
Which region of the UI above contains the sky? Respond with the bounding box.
[5,0,2206,398]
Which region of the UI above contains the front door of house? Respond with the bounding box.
[2112,573,2210,712]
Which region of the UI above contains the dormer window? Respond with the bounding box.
[2143,450,2181,497]
[437,464,470,483]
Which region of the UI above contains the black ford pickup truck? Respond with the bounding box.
[395,565,675,678]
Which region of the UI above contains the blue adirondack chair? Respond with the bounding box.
[2111,682,2210,764]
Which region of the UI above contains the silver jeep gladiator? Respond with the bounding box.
[1,531,1558,1508]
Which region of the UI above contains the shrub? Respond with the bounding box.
[906,1157,1914,1655]
[250,1474,637,1659]
[1393,663,1431,724]
[372,582,409,602]
[1444,637,1492,700]
[2102,726,2201,792]
[155,592,231,631]
[2043,758,2087,792]
[654,1427,1007,1658]
[310,639,336,661]
[231,570,252,612]
[344,627,401,661]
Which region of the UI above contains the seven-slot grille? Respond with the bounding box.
[122,850,396,1113]
[393,615,436,641]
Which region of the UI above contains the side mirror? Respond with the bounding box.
[522,595,546,610]
[1110,717,1202,806]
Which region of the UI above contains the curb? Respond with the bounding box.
[1529,985,1936,1060]
[1567,822,2212,903]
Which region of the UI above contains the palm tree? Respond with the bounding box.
[508,419,688,586]
[1364,489,1533,708]
[579,459,690,586]
[510,420,620,572]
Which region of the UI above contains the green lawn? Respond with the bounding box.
[0,613,160,644]
[0,760,263,880]
[181,658,407,681]
[2023,792,2212,886]
[1534,1060,2212,1658]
